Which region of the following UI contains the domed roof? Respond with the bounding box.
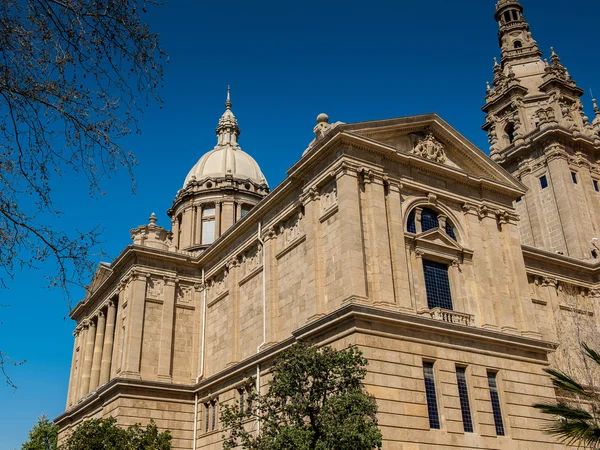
[184,145,267,187]
[183,88,268,188]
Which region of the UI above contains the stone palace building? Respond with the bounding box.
[56,1,600,448]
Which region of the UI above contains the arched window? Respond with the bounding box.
[505,122,515,144]
[406,206,458,241]
[513,40,522,49]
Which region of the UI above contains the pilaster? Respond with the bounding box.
[336,165,368,302]
[122,271,146,378]
[111,283,126,378]
[158,276,177,380]
[301,187,325,322]
[264,226,279,345]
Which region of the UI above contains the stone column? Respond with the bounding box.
[99,300,117,386]
[66,327,81,408]
[172,218,180,249]
[89,311,106,390]
[195,205,203,245]
[412,250,428,311]
[228,258,241,365]
[191,283,204,383]
[386,183,412,311]
[264,227,279,345]
[336,166,368,303]
[79,319,96,397]
[235,202,242,222]
[463,205,498,329]
[111,284,125,378]
[215,201,222,239]
[74,322,88,402]
[158,276,176,380]
[122,271,147,378]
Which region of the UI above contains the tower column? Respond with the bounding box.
[66,327,81,408]
[99,300,117,386]
[215,201,222,239]
[89,311,106,390]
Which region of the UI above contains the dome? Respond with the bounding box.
[182,88,268,188]
[184,145,267,187]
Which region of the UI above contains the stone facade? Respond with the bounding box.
[56,1,600,449]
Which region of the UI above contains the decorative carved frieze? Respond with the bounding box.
[176,284,194,304]
[320,181,338,213]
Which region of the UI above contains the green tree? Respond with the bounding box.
[22,415,58,450]
[61,417,171,450]
[533,343,600,448]
[221,343,383,450]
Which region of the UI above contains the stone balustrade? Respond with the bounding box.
[421,307,473,326]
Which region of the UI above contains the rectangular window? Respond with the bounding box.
[487,371,505,436]
[539,175,548,189]
[571,172,578,184]
[594,180,599,192]
[456,367,474,433]
[205,403,210,432]
[423,260,453,310]
[201,205,216,245]
[423,362,440,429]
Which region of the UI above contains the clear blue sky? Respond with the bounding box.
[1,0,599,447]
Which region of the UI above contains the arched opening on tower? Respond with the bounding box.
[514,40,522,49]
[505,122,516,144]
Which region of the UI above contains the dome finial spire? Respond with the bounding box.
[225,85,232,110]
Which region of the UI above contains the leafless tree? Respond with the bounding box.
[0,0,166,386]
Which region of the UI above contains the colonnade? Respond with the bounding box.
[67,299,118,407]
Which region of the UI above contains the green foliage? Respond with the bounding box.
[22,416,172,450]
[533,343,600,448]
[62,417,171,450]
[221,343,383,450]
[22,415,58,450]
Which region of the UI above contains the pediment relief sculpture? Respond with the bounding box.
[411,130,447,164]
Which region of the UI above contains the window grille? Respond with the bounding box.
[445,221,457,241]
[456,367,474,433]
[487,372,505,436]
[205,403,210,432]
[423,362,440,429]
[421,208,439,232]
[423,260,453,310]
[239,389,245,414]
[407,210,416,233]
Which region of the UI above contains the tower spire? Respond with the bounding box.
[215,85,240,147]
[225,85,232,110]
[495,0,541,68]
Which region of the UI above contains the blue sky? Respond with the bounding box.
[1,0,599,447]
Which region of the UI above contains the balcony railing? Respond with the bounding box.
[421,308,473,326]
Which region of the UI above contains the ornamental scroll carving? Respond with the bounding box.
[320,182,338,213]
[176,284,193,304]
[147,277,164,299]
[281,212,304,245]
[242,246,262,276]
[411,131,446,164]
[212,271,228,298]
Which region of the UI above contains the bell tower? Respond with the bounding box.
[483,0,600,260]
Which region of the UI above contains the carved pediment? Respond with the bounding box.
[415,228,464,251]
[337,114,526,194]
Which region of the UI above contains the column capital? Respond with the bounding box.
[194,282,205,292]
[164,275,178,286]
[97,310,105,319]
[263,226,277,242]
[107,299,116,309]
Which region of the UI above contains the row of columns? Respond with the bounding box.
[173,200,251,250]
[67,299,117,407]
